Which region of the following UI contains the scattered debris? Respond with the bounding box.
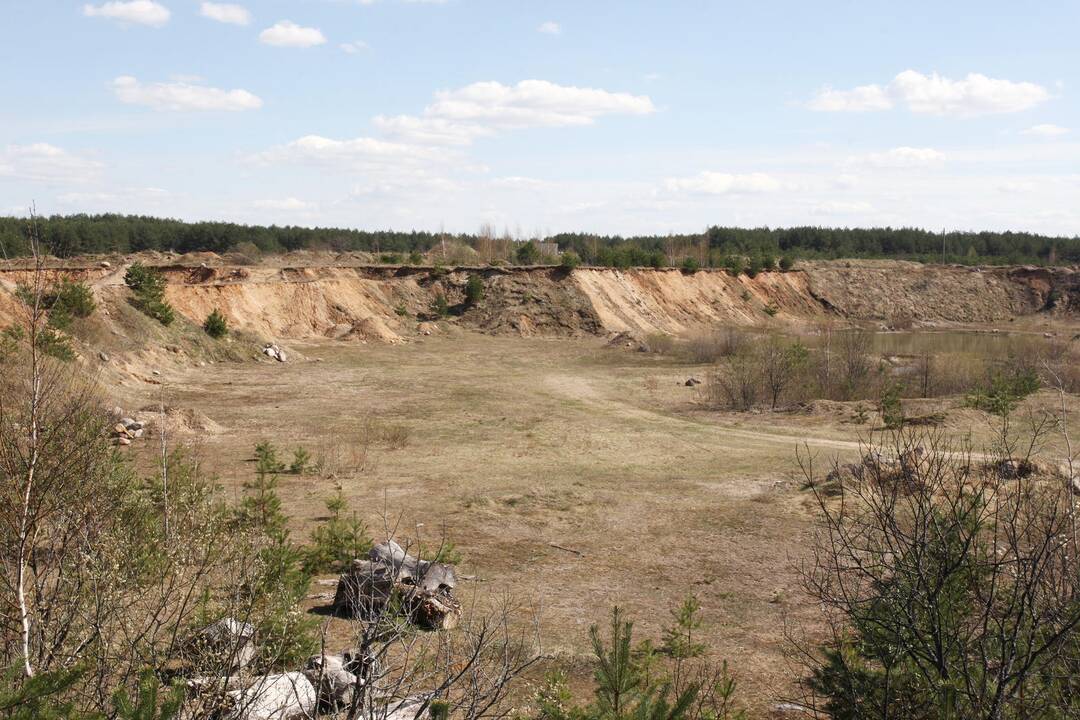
[548,542,584,557]
[333,541,461,630]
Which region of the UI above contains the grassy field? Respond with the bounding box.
[143,330,1078,716]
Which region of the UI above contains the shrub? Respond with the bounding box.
[430,293,450,317]
[379,253,402,264]
[722,255,743,276]
[648,252,667,269]
[800,431,1080,718]
[202,309,228,338]
[760,255,776,272]
[879,382,904,428]
[408,250,423,265]
[465,274,484,305]
[778,256,794,271]
[745,257,762,278]
[515,241,541,265]
[763,305,778,317]
[967,367,1040,416]
[302,491,373,574]
[124,263,175,325]
[683,328,746,363]
[560,251,581,269]
[289,446,311,474]
[680,257,700,273]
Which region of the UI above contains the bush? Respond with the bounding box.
[465,274,484,305]
[289,446,311,474]
[745,257,763,278]
[560,251,581,269]
[800,431,1080,718]
[680,257,700,273]
[778,256,794,271]
[722,255,743,276]
[302,491,373,574]
[202,309,228,338]
[966,367,1040,416]
[760,255,776,272]
[124,263,175,325]
[430,293,450,317]
[515,241,541,265]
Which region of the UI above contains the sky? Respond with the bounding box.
[1,0,1078,237]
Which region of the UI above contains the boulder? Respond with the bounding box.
[189,617,257,672]
[303,653,358,710]
[226,673,316,720]
[334,541,461,630]
[262,344,288,363]
[117,437,132,446]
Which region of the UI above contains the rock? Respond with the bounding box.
[383,696,429,720]
[684,378,701,387]
[262,344,287,363]
[117,437,132,446]
[114,423,128,435]
[132,428,144,438]
[98,351,109,362]
[126,420,144,431]
[303,654,358,710]
[119,417,137,427]
[152,370,161,376]
[100,261,111,269]
[192,617,257,672]
[226,672,316,720]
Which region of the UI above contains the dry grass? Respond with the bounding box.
[127,331,1080,717]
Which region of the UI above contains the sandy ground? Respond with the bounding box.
[111,330,1075,717]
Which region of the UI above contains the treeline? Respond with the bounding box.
[1,213,1078,266]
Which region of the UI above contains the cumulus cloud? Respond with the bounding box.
[809,70,1050,116]
[662,171,783,195]
[340,40,370,54]
[1021,123,1069,137]
[538,21,560,35]
[810,200,875,215]
[253,134,448,168]
[83,0,170,26]
[111,76,262,111]
[377,79,655,146]
[252,197,316,211]
[259,20,326,48]
[0,143,103,183]
[850,146,946,168]
[199,2,250,25]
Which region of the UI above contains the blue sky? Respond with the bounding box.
[1,1,1077,236]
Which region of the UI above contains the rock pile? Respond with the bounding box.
[262,343,287,362]
[112,413,145,446]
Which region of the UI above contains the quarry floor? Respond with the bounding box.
[137,331,1076,717]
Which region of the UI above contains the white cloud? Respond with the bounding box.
[538,21,560,35]
[254,134,448,168]
[810,70,1050,116]
[851,146,946,168]
[259,20,326,48]
[199,2,250,25]
[58,186,169,206]
[83,0,170,26]
[0,143,103,183]
[662,171,783,195]
[810,200,874,215]
[1021,123,1069,137]
[252,197,316,211]
[378,80,655,146]
[111,76,262,111]
[808,84,892,112]
[340,40,370,54]
[372,115,491,145]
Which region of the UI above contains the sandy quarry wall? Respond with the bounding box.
[0,259,1077,343]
